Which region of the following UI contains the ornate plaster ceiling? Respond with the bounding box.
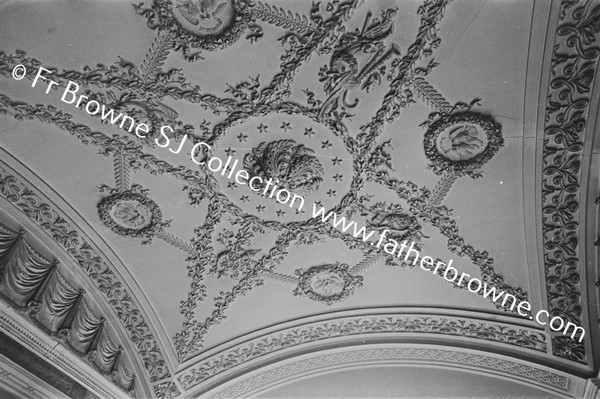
[0,0,599,398]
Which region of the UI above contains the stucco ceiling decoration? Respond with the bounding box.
[0,0,599,398]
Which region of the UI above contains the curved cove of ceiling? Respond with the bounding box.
[0,0,599,398]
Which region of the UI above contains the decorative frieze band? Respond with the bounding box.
[542,0,600,363]
[208,346,571,398]
[177,313,546,391]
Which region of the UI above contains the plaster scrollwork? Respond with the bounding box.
[153,381,181,399]
[542,0,600,363]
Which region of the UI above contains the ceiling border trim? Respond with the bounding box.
[205,344,579,399]
[175,312,549,393]
[541,0,600,364]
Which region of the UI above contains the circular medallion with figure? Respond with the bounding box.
[136,0,253,54]
[294,263,363,305]
[98,190,165,239]
[110,200,153,230]
[172,0,235,36]
[424,111,503,176]
[308,270,345,297]
[435,122,489,161]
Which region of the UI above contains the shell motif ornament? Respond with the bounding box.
[243,139,325,195]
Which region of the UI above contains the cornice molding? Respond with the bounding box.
[0,305,125,399]
[0,353,68,399]
[0,221,138,396]
[584,378,600,399]
[0,157,171,386]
